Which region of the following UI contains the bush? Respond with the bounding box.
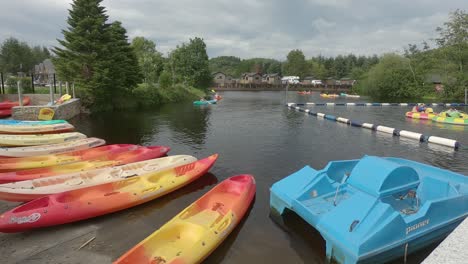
[133,83,205,109]
[159,71,172,89]
[5,77,33,94]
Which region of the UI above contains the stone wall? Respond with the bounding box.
[11,98,81,120]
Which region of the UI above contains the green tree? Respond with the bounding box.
[435,9,468,98]
[359,53,420,99]
[131,36,164,84]
[209,56,241,76]
[0,37,34,73]
[108,21,142,94]
[267,61,282,74]
[53,0,140,111]
[283,49,308,78]
[169,37,211,89]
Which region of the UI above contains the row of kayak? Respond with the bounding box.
[0,118,256,264]
[406,109,468,125]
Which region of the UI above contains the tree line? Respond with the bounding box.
[210,9,466,101]
[357,9,467,100]
[0,38,50,74]
[209,52,379,80]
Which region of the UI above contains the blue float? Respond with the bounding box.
[270,156,468,264]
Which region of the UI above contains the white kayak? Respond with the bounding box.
[0,155,197,202]
[0,132,87,147]
[0,138,105,157]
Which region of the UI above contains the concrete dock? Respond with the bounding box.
[422,217,468,264]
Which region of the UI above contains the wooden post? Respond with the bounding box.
[49,75,54,105]
[65,81,69,94]
[17,80,23,107]
[72,82,76,98]
[53,73,57,94]
[31,73,35,93]
[0,72,3,94]
[59,81,63,96]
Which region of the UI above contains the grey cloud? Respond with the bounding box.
[0,0,465,59]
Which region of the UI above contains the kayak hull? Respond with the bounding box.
[193,100,217,105]
[0,97,31,109]
[0,120,67,126]
[114,174,256,264]
[0,137,105,158]
[0,132,87,147]
[405,112,436,120]
[0,144,137,171]
[0,155,197,202]
[0,123,75,134]
[0,154,217,232]
[0,145,171,183]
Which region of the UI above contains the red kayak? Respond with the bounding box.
[0,154,217,233]
[0,109,12,118]
[0,96,31,109]
[0,145,170,183]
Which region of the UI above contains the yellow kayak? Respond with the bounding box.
[0,132,87,147]
[0,138,105,157]
[0,123,75,134]
[115,175,256,264]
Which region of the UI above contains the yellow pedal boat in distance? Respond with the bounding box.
[114,174,256,264]
[0,132,87,147]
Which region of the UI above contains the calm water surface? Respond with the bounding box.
[10,91,468,264]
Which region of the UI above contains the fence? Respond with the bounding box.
[0,72,75,96]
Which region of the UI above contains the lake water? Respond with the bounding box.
[1,91,467,263]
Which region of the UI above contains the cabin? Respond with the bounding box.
[33,59,55,85]
[425,74,444,93]
[212,72,234,87]
[302,76,315,85]
[325,77,336,86]
[240,72,262,84]
[262,73,281,85]
[339,78,356,86]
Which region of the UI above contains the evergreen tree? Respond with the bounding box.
[53,0,140,111]
[108,21,142,94]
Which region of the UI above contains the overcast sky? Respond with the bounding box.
[0,0,465,59]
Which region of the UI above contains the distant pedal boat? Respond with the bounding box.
[270,156,468,264]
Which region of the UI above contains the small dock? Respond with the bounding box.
[422,217,468,264]
[1,94,81,120]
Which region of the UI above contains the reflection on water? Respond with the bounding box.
[67,91,466,264]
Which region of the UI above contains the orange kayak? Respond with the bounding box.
[0,154,217,233]
[0,96,31,109]
[115,174,256,264]
[0,146,170,183]
[0,144,137,171]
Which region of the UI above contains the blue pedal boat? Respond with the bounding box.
[270,156,468,264]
